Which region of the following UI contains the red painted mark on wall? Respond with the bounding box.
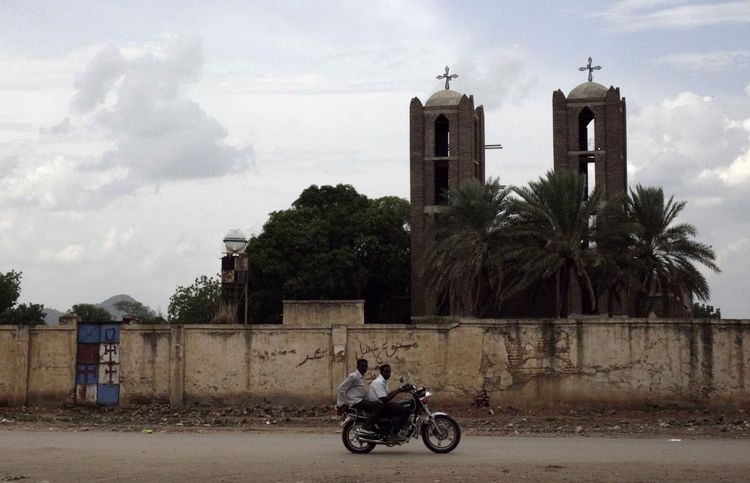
[100,343,118,363]
[103,363,119,384]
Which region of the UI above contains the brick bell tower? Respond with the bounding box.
[552,57,627,200]
[552,57,628,315]
[410,67,486,318]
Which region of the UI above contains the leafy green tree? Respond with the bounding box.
[245,184,410,323]
[423,178,510,317]
[70,303,113,323]
[693,302,721,319]
[506,170,601,318]
[624,185,720,317]
[0,270,22,314]
[0,270,46,325]
[168,275,221,324]
[114,300,166,323]
[1,303,47,325]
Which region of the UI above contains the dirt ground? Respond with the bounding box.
[1,403,749,439]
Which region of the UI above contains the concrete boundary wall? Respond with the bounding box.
[1,318,748,407]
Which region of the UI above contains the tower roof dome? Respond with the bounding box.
[426,89,463,107]
[568,81,608,99]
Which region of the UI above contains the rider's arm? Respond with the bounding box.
[378,387,403,404]
[376,382,406,403]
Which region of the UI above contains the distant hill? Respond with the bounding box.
[43,294,140,324]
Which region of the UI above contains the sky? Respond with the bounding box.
[1,0,749,318]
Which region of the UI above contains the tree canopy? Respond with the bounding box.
[114,300,166,323]
[70,303,113,323]
[0,270,46,325]
[424,170,719,319]
[245,184,410,323]
[168,275,221,324]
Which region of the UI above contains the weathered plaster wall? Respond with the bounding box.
[0,327,26,405]
[1,318,748,408]
[282,300,365,325]
[26,326,76,404]
[119,326,171,405]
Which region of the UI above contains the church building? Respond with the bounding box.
[409,60,635,319]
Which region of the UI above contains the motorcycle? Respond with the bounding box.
[340,378,461,454]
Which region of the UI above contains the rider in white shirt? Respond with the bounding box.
[367,364,410,442]
[337,358,384,433]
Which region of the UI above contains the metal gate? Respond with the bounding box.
[75,322,121,406]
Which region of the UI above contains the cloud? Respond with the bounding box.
[655,50,750,72]
[599,1,750,32]
[0,35,253,212]
[628,89,750,315]
[452,45,535,110]
[39,244,83,263]
[73,35,253,187]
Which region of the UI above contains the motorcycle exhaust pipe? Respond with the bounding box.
[356,436,383,444]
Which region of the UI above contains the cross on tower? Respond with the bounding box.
[578,56,602,82]
[436,66,458,90]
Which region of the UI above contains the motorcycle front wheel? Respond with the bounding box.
[341,419,376,454]
[421,415,461,453]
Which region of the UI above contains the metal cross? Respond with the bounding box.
[578,56,602,82]
[436,66,458,90]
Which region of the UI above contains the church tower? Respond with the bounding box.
[552,58,627,200]
[552,58,628,315]
[410,68,485,317]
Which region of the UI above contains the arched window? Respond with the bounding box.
[578,107,596,198]
[435,115,450,157]
[578,107,595,151]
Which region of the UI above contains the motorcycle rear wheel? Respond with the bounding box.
[342,420,376,454]
[421,415,461,454]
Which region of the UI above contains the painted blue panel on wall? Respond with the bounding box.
[78,325,100,343]
[100,324,120,343]
[76,364,99,384]
[97,384,119,406]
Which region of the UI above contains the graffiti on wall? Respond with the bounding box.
[251,348,297,362]
[297,347,327,367]
[353,339,418,364]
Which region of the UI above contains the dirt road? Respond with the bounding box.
[2,429,749,482]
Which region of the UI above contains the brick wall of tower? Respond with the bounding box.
[550,86,629,317]
[409,97,426,317]
[476,106,486,182]
[410,93,486,318]
[552,89,568,172]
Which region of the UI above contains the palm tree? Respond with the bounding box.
[422,178,511,317]
[590,192,642,316]
[624,185,719,317]
[505,170,601,318]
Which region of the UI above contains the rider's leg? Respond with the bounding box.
[353,400,384,430]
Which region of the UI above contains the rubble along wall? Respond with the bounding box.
[1,318,748,407]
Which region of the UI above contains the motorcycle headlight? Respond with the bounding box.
[420,391,432,403]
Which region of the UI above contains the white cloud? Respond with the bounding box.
[73,35,253,187]
[600,1,750,31]
[453,45,535,111]
[39,244,83,263]
[0,35,254,214]
[655,50,750,71]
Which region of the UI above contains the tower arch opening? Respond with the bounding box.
[435,115,450,157]
[578,107,596,198]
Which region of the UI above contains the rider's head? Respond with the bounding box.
[356,358,368,375]
[379,364,391,380]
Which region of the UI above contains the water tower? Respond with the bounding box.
[221,229,249,324]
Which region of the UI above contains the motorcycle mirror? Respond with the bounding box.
[399,375,405,383]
